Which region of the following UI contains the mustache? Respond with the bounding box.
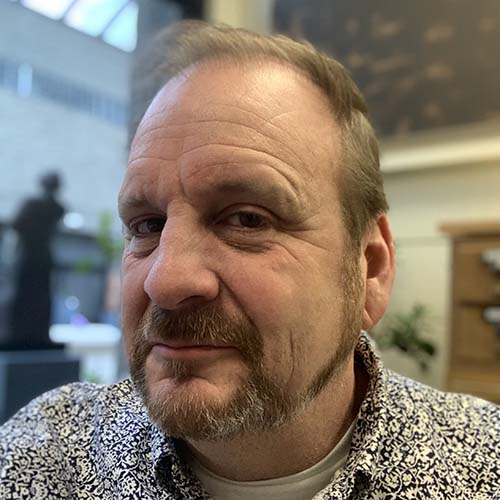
[133,304,263,364]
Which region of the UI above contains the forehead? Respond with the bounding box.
[125,60,341,208]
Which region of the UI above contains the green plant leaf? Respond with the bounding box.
[374,303,437,372]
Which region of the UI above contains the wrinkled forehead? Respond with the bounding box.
[131,59,341,176]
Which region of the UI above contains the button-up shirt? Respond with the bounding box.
[1,334,499,499]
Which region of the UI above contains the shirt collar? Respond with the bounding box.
[346,333,389,482]
[151,418,209,497]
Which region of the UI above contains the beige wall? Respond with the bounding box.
[206,0,274,32]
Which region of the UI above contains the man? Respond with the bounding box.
[1,21,498,500]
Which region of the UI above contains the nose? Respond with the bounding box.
[143,221,220,311]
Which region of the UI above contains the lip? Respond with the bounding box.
[159,339,232,349]
[151,342,237,362]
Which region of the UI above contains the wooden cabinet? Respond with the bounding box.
[441,222,500,403]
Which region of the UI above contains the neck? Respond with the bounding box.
[183,358,368,481]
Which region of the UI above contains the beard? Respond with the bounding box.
[129,255,363,442]
[130,305,292,441]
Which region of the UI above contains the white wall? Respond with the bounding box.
[380,122,500,389]
[0,1,130,232]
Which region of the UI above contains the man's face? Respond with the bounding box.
[119,60,364,440]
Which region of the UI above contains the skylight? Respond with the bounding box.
[102,2,139,52]
[21,0,74,19]
[16,0,138,52]
[64,0,129,36]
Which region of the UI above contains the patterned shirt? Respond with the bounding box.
[1,334,499,500]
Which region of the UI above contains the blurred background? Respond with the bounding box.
[0,0,499,422]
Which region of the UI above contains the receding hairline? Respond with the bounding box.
[131,21,368,145]
[133,54,344,196]
[156,54,342,118]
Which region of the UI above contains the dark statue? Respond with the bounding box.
[3,172,65,350]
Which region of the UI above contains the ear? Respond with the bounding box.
[361,214,395,330]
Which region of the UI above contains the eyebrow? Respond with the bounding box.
[117,195,155,222]
[201,176,303,216]
[117,174,305,222]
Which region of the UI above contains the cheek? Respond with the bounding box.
[220,256,318,378]
[223,260,295,329]
[121,256,151,352]
[224,251,339,330]
[221,252,347,385]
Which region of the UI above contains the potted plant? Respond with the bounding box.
[374,303,437,371]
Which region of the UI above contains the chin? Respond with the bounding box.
[143,376,248,441]
[150,374,234,405]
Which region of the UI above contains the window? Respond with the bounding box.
[15,0,138,52]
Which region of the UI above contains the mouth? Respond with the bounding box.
[151,341,238,362]
[160,339,233,349]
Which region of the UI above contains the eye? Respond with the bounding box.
[225,211,268,229]
[130,216,165,236]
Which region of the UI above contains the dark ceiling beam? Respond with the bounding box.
[171,0,204,19]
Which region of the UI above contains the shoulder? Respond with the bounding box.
[1,379,137,442]
[379,371,499,496]
[3,380,131,424]
[0,380,138,498]
[385,370,499,436]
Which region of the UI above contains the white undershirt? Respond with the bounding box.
[188,419,356,500]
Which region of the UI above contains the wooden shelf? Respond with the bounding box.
[440,221,500,238]
[442,221,500,403]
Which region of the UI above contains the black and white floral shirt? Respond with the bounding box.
[1,334,499,499]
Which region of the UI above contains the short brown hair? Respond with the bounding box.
[131,20,388,248]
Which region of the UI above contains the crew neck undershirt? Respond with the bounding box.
[187,419,356,500]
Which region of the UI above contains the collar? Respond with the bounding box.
[343,333,388,485]
[151,414,209,498]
